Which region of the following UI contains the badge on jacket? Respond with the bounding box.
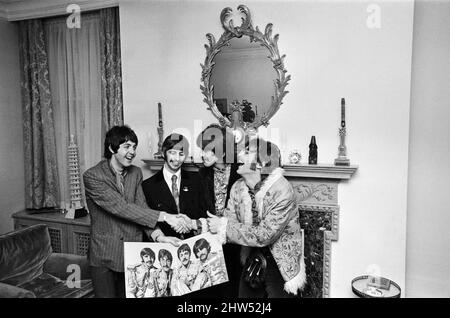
[182,186,189,192]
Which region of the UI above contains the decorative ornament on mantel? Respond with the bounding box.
[288,149,302,165]
[153,102,164,159]
[65,135,88,219]
[334,98,351,166]
[308,136,318,164]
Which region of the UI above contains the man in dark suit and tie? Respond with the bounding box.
[142,133,207,239]
[83,126,187,298]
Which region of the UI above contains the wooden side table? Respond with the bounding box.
[12,209,91,256]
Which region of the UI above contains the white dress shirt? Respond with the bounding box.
[162,164,181,195]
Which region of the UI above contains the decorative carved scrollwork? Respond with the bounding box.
[295,183,336,202]
[200,5,291,130]
[220,5,252,37]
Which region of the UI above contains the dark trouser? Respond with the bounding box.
[238,249,296,298]
[90,266,125,298]
[222,243,242,297]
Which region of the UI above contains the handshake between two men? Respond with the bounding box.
[158,212,223,246]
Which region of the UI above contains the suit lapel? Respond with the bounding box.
[100,160,123,195]
[179,170,190,214]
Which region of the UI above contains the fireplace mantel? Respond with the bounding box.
[142,158,358,297]
[142,159,357,180]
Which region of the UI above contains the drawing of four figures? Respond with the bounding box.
[127,238,228,297]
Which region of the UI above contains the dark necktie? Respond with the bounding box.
[171,174,179,212]
[171,175,184,239]
[248,189,259,225]
[116,173,125,195]
[249,180,264,225]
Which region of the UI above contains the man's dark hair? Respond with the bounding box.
[193,238,211,258]
[196,124,222,151]
[104,125,138,159]
[161,133,189,160]
[140,248,155,262]
[158,249,173,263]
[243,137,281,172]
[177,243,191,259]
[196,124,236,163]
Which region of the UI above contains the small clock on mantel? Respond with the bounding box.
[288,150,302,165]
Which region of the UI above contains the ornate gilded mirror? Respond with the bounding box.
[201,5,291,132]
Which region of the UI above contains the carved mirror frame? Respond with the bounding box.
[200,5,291,130]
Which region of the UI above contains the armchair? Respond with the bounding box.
[0,224,93,298]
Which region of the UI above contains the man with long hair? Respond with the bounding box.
[208,138,306,298]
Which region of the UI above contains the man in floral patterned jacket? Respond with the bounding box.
[208,138,306,297]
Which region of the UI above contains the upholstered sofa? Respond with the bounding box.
[0,224,93,298]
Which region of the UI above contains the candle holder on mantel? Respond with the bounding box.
[334,98,350,166]
[153,102,164,159]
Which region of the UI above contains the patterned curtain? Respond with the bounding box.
[100,7,124,131]
[19,19,60,209]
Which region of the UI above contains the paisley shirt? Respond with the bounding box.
[213,165,231,216]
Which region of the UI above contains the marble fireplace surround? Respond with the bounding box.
[143,160,358,298]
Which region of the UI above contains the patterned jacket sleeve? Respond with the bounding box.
[226,185,296,247]
[213,182,243,244]
[83,169,160,228]
[223,182,241,224]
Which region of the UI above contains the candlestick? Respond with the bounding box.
[335,97,350,166]
[158,102,162,125]
[153,102,164,159]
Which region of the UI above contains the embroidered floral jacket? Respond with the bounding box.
[218,168,306,293]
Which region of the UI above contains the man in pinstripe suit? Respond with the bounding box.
[83,126,188,298]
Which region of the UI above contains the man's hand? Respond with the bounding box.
[165,213,190,233]
[177,214,195,232]
[157,235,182,246]
[207,211,221,234]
